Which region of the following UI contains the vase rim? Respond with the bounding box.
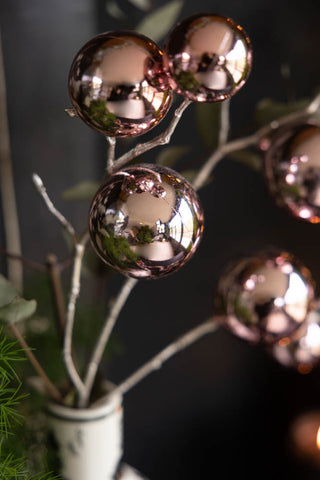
[47,380,122,422]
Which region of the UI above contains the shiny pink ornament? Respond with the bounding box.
[89,164,204,279]
[265,121,320,223]
[272,308,320,373]
[217,251,315,344]
[164,13,252,102]
[68,31,173,137]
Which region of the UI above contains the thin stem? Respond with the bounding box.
[106,137,116,173]
[63,242,87,398]
[0,246,46,273]
[218,99,230,147]
[112,99,191,171]
[79,277,137,408]
[192,92,320,191]
[10,324,63,403]
[113,317,219,397]
[32,173,77,244]
[46,253,67,340]
[0,33,23,293]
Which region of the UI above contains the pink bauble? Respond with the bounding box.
[69,31,173,137]
[164,13,252,102]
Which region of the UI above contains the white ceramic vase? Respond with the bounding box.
[47,385,147,480]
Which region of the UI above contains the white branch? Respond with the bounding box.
[218,99,230,148]
[32,173,77,243]
[79,277,138,407]
[63,242,87,398]
[106,136,116,173]
[113,317,219,397]
[112,99,191,171]
[193,92,320,191]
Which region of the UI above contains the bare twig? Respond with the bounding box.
[63,241,87,399]
[32,173,77,244]
[192,92,320,191]
[46,253,67,340]
[106,137,116,173]
[112,317,219,397]
[0,33,23,293]
[79,277,138,408]
[112,99,192,171]
[0,246,46,272]
[10,324,63,403]
[218,99,230,147]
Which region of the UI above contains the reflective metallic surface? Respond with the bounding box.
[89,164,204,279]
[217,252,315,344]
[271,308,320,373]
[69,31,173,137]
[265,121,320,222]
[164,13,252,102]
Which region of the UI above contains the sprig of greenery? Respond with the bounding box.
[0,332,59,479]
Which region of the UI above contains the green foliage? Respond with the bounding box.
[0,275,37,325]
[195,102,222,149]
[228,149,263,172]
[102,231,138,269]
[87,100,118,133]
[254,97,309,125]
[136,225,153,244]
[0,333,59,479]
[136,0,184,42]
[156,145,190,168]
[61,181,100,201]
[176,71,200,94]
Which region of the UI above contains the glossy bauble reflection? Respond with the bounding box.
[217,252,315,344]
[271,308,320,373]
[164,13,252,102]
[265,121,320,222]
[68,31,173,137]
[89,165,204,279]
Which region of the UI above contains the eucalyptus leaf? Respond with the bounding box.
[136,0,183,43]
[0,275,19,308]
[128,0,152,11]
[229,149,263,172]
[180,169,212,187]
[180,169,197,183]
[106,0,126,20]
[195,102,221,148]
[61,181,100,201]
[0,298,37,324]
[254,98,309,126]
[156,145,189,167]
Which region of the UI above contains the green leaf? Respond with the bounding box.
[106,1,126,20]
[180,169,212,187]
[156,145,189,167]
[128,0,152,10]
[61,181,100,201]
[195,102,221,148]
[0,298,37,325]
[136,0,184,43]
[228,149,263,172]
[254,98,309,126]
[0,275,17,307]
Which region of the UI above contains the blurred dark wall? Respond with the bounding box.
[2,1,320,479]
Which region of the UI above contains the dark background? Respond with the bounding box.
[2,0,320,479]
